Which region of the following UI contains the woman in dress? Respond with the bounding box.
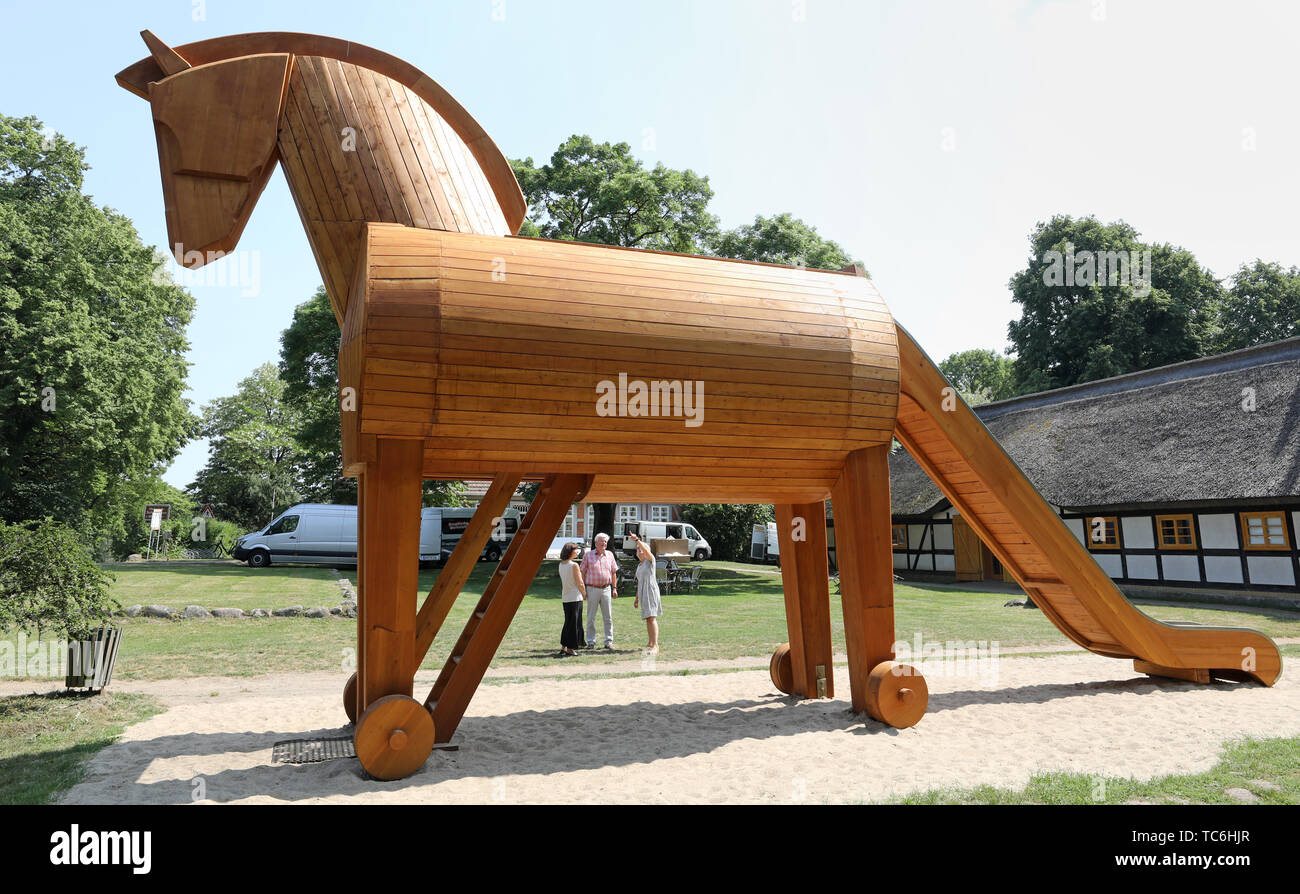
[557,543,586,657]
[628,534,662,653]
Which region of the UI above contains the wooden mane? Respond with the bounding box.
[115,31,526,234]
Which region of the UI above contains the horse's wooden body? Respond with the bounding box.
[119,32,1281,781]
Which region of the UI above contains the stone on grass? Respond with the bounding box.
[247,609,270,618]
[272,605,304,617]
[143,605,176,619]
[182,605,211,619]
[1247,779,1280,792]
[1224,787,1258,803]
[304,606,330,619]
[211,607,244,619]
[125,605,143,618]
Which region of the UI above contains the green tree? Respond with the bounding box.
[677,504,775,563]
[187,363,303,530]
[711,212,861,272]
[277,287,464,508]
[0,519,118,639]
[1217,260,1300,351]
[511,135,718,251]
[0,115,197,543]
[1006,215,1222,393]
[279,286,354,504]
[938,348,1015,404]
[109,480,197,560]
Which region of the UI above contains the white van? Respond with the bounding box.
[750,522,779,564]
[233,504,520,567]
[616,520,711,560]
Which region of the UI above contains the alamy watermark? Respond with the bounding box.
[1041,242,1152,298]
[1,633,105,678]
[596,372,704,428]
[891,633,1001,686]
[152,245,261,297]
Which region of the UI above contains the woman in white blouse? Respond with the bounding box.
[556,542,586,657]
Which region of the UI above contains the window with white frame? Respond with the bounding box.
[618,505,640,524]
[585,505,594,538]
[558,506,576,538]
[649,504,671,522]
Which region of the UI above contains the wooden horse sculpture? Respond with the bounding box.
[119,31,1280,781]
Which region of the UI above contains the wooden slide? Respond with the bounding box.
[893,324,1282,687]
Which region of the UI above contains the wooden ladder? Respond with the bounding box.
[425,473,590,742]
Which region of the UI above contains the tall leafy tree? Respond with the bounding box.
[711,212,861,272]
[279,286,354,504]
[188,363,302,530]
[1217,260,1300,351]
[938,348,1015,404]
[0,115,197,547]
[277,287,463,508]
[1006,215,1222,393]
[677,504,774,563]
[511,135,718,251]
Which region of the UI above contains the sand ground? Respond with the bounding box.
[10,645,1291,805]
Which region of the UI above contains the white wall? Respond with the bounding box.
[1063,517,1086,545]
[1121,516,1154,549]
[1126,555,1158,579]
[932,522,953,550]
[1203,556,1244,584]
[1160,554,1201,582]
[1247,556,1295,586]
[1198,514,1239,549]
[1092,553,1124,577]
[935,554,955,572]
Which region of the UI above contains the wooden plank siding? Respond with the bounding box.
[275,56,511,323]
[337,223,901,504]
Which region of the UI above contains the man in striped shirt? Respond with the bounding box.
[580,533,620,648]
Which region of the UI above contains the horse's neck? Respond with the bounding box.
[276,54,510,317]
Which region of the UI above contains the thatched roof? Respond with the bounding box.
[891,336,1300,517]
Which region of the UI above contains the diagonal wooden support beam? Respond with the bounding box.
[426,473,591,743]
[412,474,521,672]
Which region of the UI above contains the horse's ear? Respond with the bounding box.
[140,30,191,76]
[148,54,293,267]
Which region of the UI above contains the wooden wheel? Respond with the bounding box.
[354,695,435,780]
[865,661,928,728]
[343,672,358,724]
[770,643,794,695]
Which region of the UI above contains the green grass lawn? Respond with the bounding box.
[893,735,1300,804]
[49,558,1294,681]
[0,691,162,804]
[106,562,342,611]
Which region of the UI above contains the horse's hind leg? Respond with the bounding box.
[832,446,928,728]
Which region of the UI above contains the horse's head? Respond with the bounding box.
[118,31,291,268]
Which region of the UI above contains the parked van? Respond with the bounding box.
[616,520,711,560]
[436,507,520,563]
[750,522,779,564]
[233,504,520,567]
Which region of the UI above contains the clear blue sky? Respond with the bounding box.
[3,0,1298,488]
